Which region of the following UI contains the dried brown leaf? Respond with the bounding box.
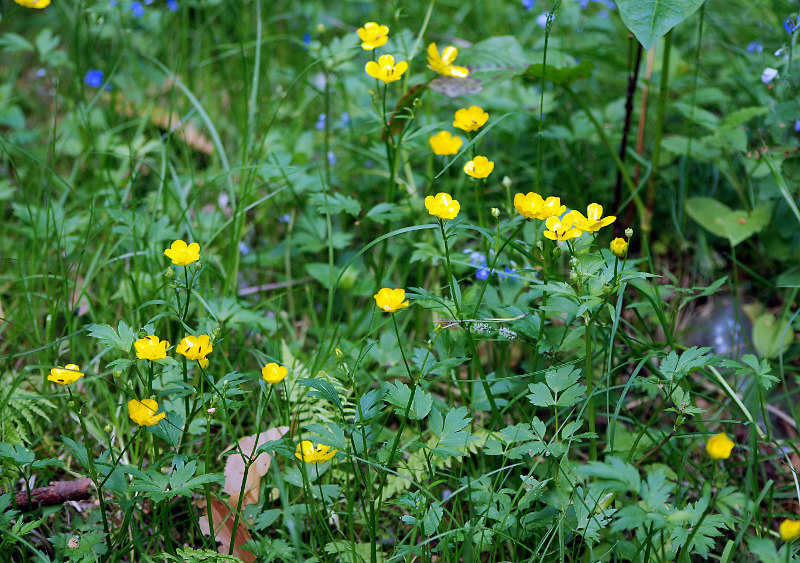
[197,497,256,563]
[222,426,289,506]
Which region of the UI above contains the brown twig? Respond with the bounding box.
[12,478,93,511]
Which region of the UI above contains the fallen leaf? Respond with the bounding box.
[222,426,289,506]
[198,497,256,563]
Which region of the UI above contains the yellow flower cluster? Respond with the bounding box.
[514,194,616,242]
[358,22,470,87]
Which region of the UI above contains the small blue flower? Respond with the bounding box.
[131,1,144,17]
[84,69,104,88]
[762,67,778,84]
[339,112,350,127]
[784,15,798,34]
[166,0,178,11]
[794,120,800,133]
[476,268,490,281]
[303,33,312,46]
[315,113,326,130]
[746,41,763,53]
[279,213,291,224]
[536,12,549,27]
[327,151,337,165]
[144,0,153,4]
[239,241,251,255]
[522,0,535,9]
[577,0,589,8]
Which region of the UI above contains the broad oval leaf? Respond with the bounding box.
[617,0,706,50]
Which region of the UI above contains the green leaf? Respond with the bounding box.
[526,382,554,407]
[304,423,348,451]
[383,381,432,420]
[523,60,595,86]
[0,442,35,465]
[298,378,342,410]
[685,197,770,246]
[309,192,361,217]
[355,388,386,423]
[61,436,90,471]
[616,0,706,50]
[659,347,714,381]
[422,502,443,536]
[753,314,795,359]
[577,457,640,493]
[429,406,475,458]
[86,321,136,354]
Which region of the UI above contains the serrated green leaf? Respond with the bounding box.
[577,457,640,493]
[299,378,342,409]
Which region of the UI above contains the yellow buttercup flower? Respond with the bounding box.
[48,364,84,386]
[357,22,389,50]
[14,0,50,8]
[374,288,409,312]
[365,54,408,84]
[176,334,213,361]
[134,335,170,360]
[464,156,494,179]
[780,519,800,541]
[453,106,488,132]
[262,362,288,384]
[295,440,338,464]
[571,203,616,233]
[513,192,566,220]
[610,237,628,257]
[425,192,460,220]
[705,432,734,460]
[199,357,209,369]
[164,240,200,266]
[429,131,463,155]
[128,399,166,427]
[427,43,469,78]
[543,212,583,241]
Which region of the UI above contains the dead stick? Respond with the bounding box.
[12,478,93,511]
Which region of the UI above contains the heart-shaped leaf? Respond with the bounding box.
[685,197,769,246]
[617,0,706,50]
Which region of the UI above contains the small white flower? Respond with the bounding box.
[762,67,779,84]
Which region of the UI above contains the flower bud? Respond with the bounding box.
[625,227,633,238]
[491,207,500,218]
[104,424,113,433]
[502,176,512,189]
[212,328,222,340]
[412,97,422,107]
[207,407,216,414]
[552,246,562,259]
[334,348,343,359]
[536,241,544,251]
[164,267,175,279]
[569,270,578,280]
[170,281,179,289]
[193,261,202,270]
[67,401,75,409]
[137,328,148,339]
[368,89,376,97]
[315,22,326,33]
[113,370,122,378]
